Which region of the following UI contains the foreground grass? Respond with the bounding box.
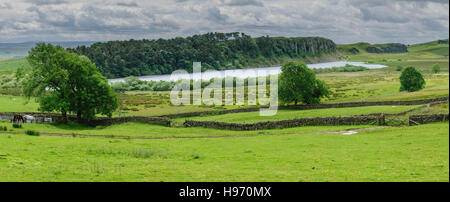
[0,122,447,181]
[0,121,370,138]
[176,105,421,123]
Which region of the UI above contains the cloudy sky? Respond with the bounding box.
[0,0,448,44]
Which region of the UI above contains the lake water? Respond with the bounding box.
[108,61,387,83]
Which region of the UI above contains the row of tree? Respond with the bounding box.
[69,32,337,78]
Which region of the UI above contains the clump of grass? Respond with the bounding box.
[12,123,22,128]
[87,147,166,158]
[25,130,40,136]
[129,148,158,158]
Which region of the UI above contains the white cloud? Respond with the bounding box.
[0,0,448,44]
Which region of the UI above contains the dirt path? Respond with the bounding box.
[0,126,388,140]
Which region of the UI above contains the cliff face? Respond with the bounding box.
[265,37,336,56]
[292,37,336,55]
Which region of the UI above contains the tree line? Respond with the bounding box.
[69,32,336,78]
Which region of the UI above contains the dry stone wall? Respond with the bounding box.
[184,115,385,131]
[408,114,449,126]
[161,97,449,119]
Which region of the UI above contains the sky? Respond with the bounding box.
[0,0,448,44]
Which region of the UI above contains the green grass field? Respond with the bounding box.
[0,58,30,74]
[0,121,370,138]
[0,94,39,112]
[320,71,449,102]
[176,105,421,124]
[0,122,447,181]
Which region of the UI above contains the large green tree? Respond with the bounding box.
[399,66,426,92]
[24,43,118,122]
[279,62,329,105]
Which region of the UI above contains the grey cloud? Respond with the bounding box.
[223,0,264,7]
[0,2,11,9]
[207,7,229,23]
[406,0,449,3]
[420,18,448,31]
[0,0,448,44]
[360,7,410,23]
[25,0,69,5]
[116,2,139,7]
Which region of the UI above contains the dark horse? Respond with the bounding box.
[12,115,25,123]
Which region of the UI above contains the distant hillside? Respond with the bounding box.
[338,42,408,54]
[0,41,96,59]
[438,39,449,45]
[408,39,449,57]
[70,32,337,78]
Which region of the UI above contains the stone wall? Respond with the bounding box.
[408,114,449,126]
[0,112,170,126]
[161,97,449,119]
[184,115,384,131]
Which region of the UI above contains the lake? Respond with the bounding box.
[108,61,387,83]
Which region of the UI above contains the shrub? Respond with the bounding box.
[431,64,440,73]
[12,123,22,128]
[25,130,40,136]
[400,66,426,92]
[0,126,7,131]
[396,66,403,71]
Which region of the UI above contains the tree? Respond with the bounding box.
[431,64,440,73]
[279,62,329,105]
[399,66,425,92]
[24,43,118,122]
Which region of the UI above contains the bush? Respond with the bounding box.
[431,64,440,73]
[0,126,7,131]
[12,123,22,128]
[25,130,40,136]
[396,66,403,71]
[312,65,368,74]
[400,66,425,92]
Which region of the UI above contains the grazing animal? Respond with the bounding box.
[12,115,25,123]
[23,115,36,123]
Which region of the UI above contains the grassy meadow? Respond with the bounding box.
[0,40,448,182]
[175,105,421,124]
[0,94,39,112]
[0,122,447,181]
[0,58,30,74]
[0,121,371,139]
[339,40,449,72]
